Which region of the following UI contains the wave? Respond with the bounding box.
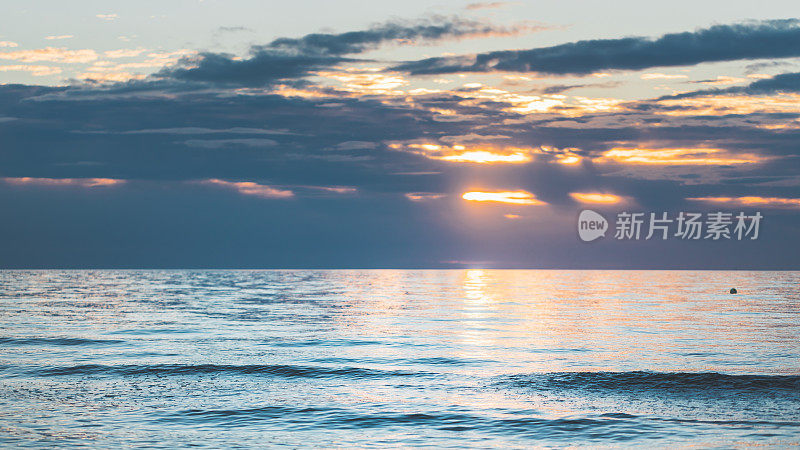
[268,338,383,348]
[158,406,659,439]
[0,336,125,346]
[504,371,800,393]
[310,356,488,366]
[9,363,433,379]
[157,406,800,439]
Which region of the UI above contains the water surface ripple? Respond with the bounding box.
[1,270,798,447]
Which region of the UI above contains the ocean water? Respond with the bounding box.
[0,270,798,448]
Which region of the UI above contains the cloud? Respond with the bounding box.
[393,19,800,76]
[552,151,582,165]
[641,73,688,80]
[331,141,378,151]
[202,179,293,198]
[45,35,74,40]
[159,16,547,87]
[653,91,800,116]
[391,141,535,164]
[78,57,191,82]
[160,51,348,87]
[0,41,18,48]
[3,177,124,187]
[303,185,357,194]
[663,71,800,99]
[391,140,589,165]
[0,65,61,76]
[264,16,543,56]
[694,75,747,85]
[687,196,800,209]
[96,14,118,20]
[2,40,800,269]
[80,127,292,135]
[183,138,279,148]
[595,147,763,165]
[0,47,97,63]
[104,48,147,58]
[80,71,145,83]
[466,2,513,10]
[405,192,446,201]
[217,26,253,33]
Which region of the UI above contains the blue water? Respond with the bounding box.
[0,270,798,447]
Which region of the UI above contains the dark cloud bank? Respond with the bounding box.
[161,16,541,87]
[1,18,799,268]
[661,71,800,100]
[394,19,800,75]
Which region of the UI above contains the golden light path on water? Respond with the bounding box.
[317,270,800,377]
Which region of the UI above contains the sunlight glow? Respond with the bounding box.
[462,191,546,205]
[394,143,535,164]
[554,153,582,165]
[439,150,532,164]
[569,192,623,204]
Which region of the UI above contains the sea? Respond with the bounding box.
[0,270,798,448]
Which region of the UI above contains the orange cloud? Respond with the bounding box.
[569,192,623,204]
[405,192,446,201]
[462,190,546,205]
[271,66,624,120]
[641,73,688,80]
[143,50,196,65]
[203,179,293,199]
[697,76,746,85]
[391,142,535,164]
[271,84,331,99]
[0,47,97,63]
[304,186,357,194]
[552,152,582,165]
[658,93,800,116]
[391,141,587,165]
[316,67,408,95]
[596,147,761,165]
[0,65,61,76]
[3,177,124,187]
[454,86,622,116]
[104,48,147,58]
[79,71,146,83]
[687,196,800,209]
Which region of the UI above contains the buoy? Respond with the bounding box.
[730,288,738,294]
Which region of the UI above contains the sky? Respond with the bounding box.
[1,0,800,269]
